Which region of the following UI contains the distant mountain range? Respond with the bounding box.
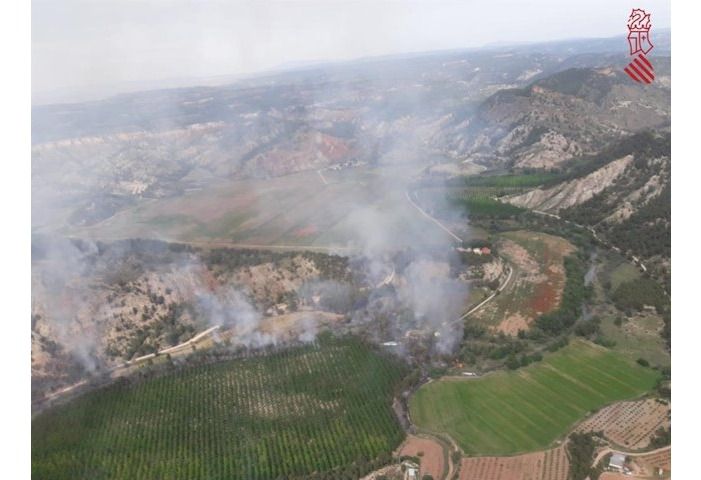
[32,32,670,263]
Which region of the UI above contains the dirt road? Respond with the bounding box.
[405,190,463,243]
[35,324,222,408]
[405,189,514,324]
[458,264,513,320]
[590,445,671,470]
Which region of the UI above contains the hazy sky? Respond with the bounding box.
[32,0,671,103]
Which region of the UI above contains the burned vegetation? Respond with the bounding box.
[31,236,358,401]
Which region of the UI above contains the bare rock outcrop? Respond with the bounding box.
[505,154,633,212]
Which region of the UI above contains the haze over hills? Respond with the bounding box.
[32,30,670,404]
[32,32,670,236]
[32,28,672,480]
[31,28,670,107]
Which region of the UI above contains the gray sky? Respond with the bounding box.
[32,0,670,104]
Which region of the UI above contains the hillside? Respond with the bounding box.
[31,34,669,233]
[31,236,356,399]
[505,132,671,263]
[434,61,670,170]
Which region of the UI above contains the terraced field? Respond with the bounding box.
[409,340,659,455]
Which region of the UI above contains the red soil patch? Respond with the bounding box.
[252,131,354,177]
[529,279,560,315]
[292,225,318,238]
[160,189,257,223]
[490,232,574,335]
[399,435,446,480]
[527,246,566,315]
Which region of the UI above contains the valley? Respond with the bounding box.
[31,31,671,480]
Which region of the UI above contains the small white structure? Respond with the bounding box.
[609,452,626,471]
[405,466,419,480]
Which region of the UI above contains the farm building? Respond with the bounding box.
[405,466,418,480]
[402,460,420,480]
[609,452,626,470]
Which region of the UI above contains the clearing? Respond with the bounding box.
[599,311,670,367]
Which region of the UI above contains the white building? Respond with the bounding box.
[609,453,626,471]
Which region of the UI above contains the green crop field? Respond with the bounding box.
[32,337,408,480]
[409,340,659,456]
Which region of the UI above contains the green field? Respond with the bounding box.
[409,340,659,455]
[32,337,408,480]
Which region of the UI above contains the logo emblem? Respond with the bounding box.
[624,9,655,83]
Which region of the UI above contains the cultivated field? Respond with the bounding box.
[459,445,568,480]
[471,231,575,334]
[633,447,671,477]
[409,340,659,455]
[72,166,470,249]
[575,398,670,449]
[32,337,408,480]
